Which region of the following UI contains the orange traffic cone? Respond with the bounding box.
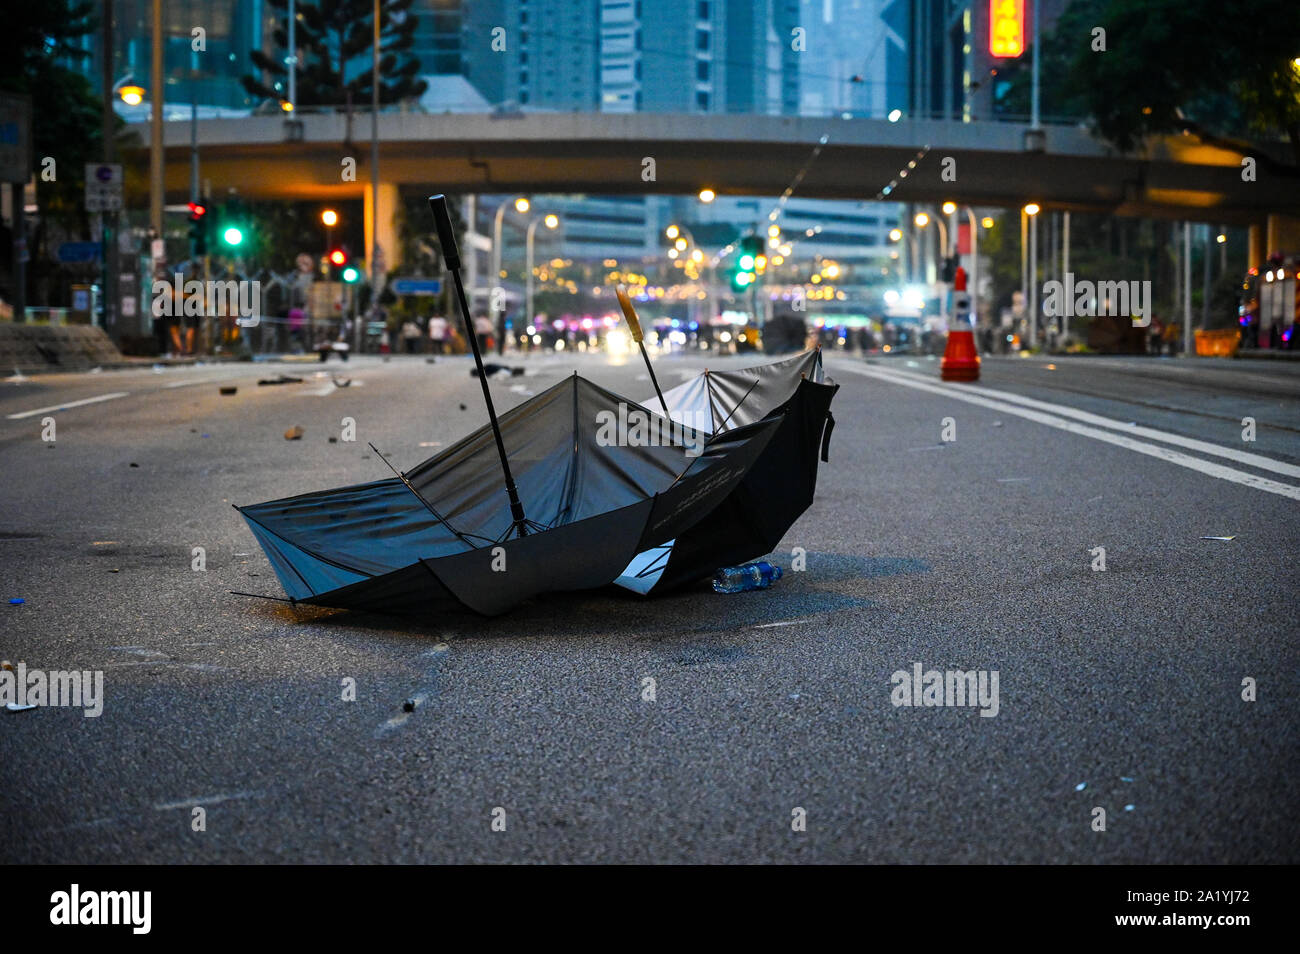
[941,264,980,381]
[941,328,980,381]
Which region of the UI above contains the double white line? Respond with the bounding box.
[831,362,1300,501]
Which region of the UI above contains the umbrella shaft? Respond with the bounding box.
[639,342,670,418]
[448,267,530,537]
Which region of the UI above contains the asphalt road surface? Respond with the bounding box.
[2,349,1297,863]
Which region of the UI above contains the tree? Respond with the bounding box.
[0,1,125,305]
[1013,0,1300,163]
[242,0,427,110]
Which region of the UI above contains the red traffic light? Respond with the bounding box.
[329,249,347,266]
[953,265,968,292]
[187,202,207,219]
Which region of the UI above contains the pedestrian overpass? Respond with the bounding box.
[145,110,1300,267]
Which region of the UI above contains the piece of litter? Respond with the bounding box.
[332,376,351,388]
[1075,782,1086,791]
[402,699,417,713]
[0,661,13,671]
[284,426,304,440]
[129,462,139,468]
[201,433,210,438]
[8,598,24,605]
[1124,804,1135,812]
[992,421,1003,427]
[108,568,120,573]
[458,404,467,411]
[328,437,338,443]
[789,693,800,700]
[257,374,303,386]
[219,386,237,395]
[418,441,442,448]
[1200,535,1236,541]
[5,703,36,713]
[1120,776,1134,783]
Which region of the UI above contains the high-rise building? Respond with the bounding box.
[596,0,800,114]
[796,0,908,119]
[80,0,269,113]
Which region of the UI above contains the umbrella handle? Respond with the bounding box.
[615,284,670,418]
[428,194,530,538]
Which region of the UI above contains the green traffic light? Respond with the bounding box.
[738,254,755,271]
[223,226,244,246]
[341,266,359,283]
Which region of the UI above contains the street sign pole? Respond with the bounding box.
[0,93,32,322]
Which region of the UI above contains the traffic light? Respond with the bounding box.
[217,198,248,251]
[187,202,208,256]
[327,247,355,281]
[732,235,764,292]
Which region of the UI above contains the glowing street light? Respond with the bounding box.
[698,188,716,203]
[1023,202,1041,216]
[515,197,531,213]
[321,209,338,227]
[889,228,903,242]
[665,225,680,240]
[981,216,995,229]
[544,214,559,229]
[914,212,930,228]
[941,201,957,215]
[119,85,145,106]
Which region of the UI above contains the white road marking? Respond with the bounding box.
[875,364,1300,480]
[833,363,1300,502]
[5,391,129,419]
[153,790,263,811]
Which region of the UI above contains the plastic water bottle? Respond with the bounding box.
[712,561,783,594]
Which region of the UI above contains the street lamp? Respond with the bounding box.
[1024,203,1041,348]
[525,212,560,330]
[321,209,338,267]
[490,197,532,351]
[698,188,716,204]
[119,85,145,106]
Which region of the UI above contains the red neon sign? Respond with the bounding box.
[990,0,1026,58]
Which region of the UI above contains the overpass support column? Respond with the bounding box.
[1266,214,1300,261]
[1248,222,1264,272]
[364,181,401,279]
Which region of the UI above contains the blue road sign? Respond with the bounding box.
[390,278,442,295]
[57,241,102,264]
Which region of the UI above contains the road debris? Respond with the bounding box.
[258,375,303,386]
[284,426,304,440]
[219,386,237,395]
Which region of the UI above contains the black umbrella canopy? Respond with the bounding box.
[614,350,838,595]
[238,373,781,616]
